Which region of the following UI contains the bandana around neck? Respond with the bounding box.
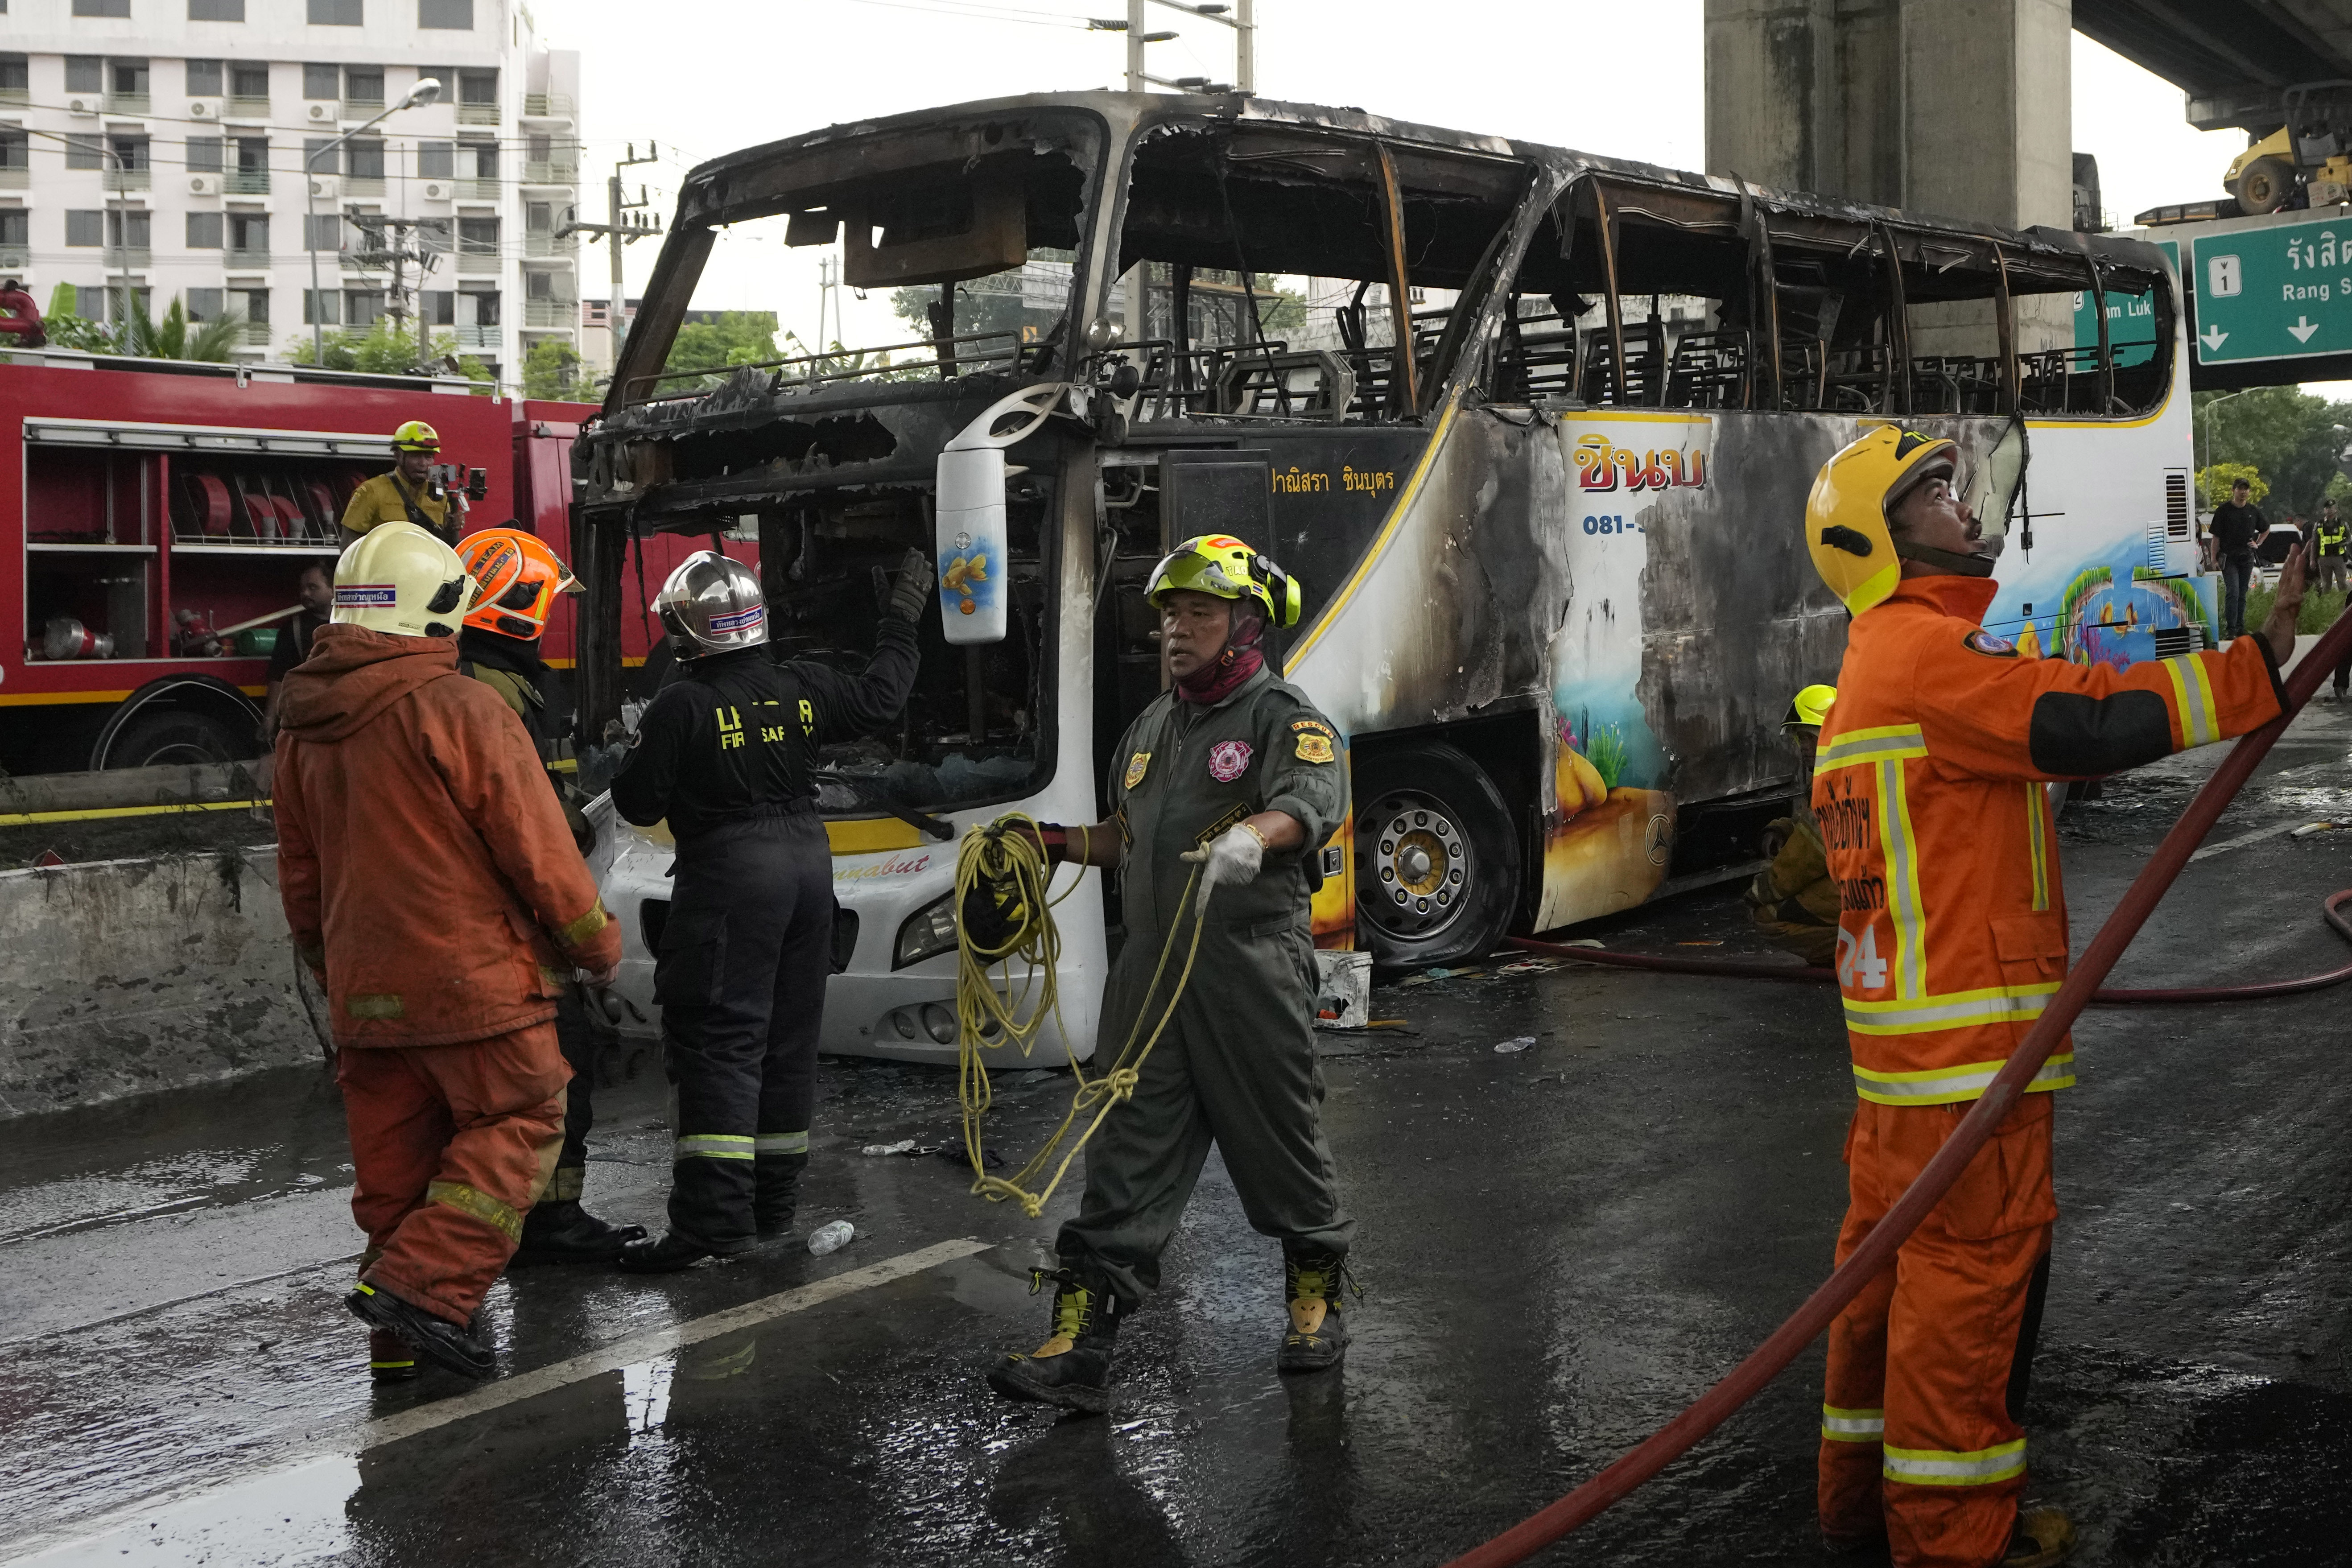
[1174,606,1265,706]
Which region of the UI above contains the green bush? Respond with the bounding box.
[2243,583,2347,635]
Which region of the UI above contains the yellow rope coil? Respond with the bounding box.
[955,813,1209,1219]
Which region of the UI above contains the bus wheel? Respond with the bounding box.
[101,710,248,769]
[1353,741,1521,969]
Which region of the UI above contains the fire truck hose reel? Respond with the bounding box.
[1443,609,2352,1568]
[953,814,1211,1220]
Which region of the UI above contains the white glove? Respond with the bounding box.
[1181,823,1264,904]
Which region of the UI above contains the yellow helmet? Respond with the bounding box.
[1146,534,1302,629]
[332,522,476,638]
[1784,684,1836,731]
[391,419,441,452]
[1805,426,1962,615]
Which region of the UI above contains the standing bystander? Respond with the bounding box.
[2210,477,2265,637]
[260,560,334,745]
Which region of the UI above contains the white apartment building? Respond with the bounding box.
[0,0,582,390]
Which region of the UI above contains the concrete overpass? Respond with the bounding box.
[2074,0,2352,135]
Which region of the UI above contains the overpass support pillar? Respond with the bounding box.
[1704,0,2076,344]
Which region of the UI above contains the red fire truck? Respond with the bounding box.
[2,346,716,774]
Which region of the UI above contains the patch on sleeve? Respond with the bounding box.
[1964,629,2019,658]
[1289,717,1335,736]
[1124,751,1151,789]
[1295,730,1336,763]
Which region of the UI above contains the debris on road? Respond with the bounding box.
[807,1220,856,1257]
[1494,1037,1536,1053]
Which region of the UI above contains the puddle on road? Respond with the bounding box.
[14,1456,359,1567]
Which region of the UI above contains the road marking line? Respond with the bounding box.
[2189,820,2309,862]
[3,1239,996,1560]
[366,1237,992,1448]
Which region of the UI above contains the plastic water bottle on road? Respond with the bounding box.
[807,1220,855,1257]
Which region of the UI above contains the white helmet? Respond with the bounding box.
[656,550,768,659]
[332,522,476,638]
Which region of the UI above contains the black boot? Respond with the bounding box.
[617,1230,721,1274]
[513,1198,646,1265]
[756,1150,808,1242]
[346,1282,494,1379]
[367,1328,420,1382]
[1277,1249,1353,1373]
[986,1264,1126,1414]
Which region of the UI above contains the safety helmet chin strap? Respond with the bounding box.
[1891,537,1997,578]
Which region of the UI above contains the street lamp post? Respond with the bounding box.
[308,78,441,367]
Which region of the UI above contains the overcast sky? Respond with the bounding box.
[538,0,2290,382]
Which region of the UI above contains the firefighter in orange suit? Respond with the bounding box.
[275,522,623,1381]
[1805,426,2301,1568]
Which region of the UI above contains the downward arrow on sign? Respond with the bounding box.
[2291,315,2322,343]
[2202,325,2229,350]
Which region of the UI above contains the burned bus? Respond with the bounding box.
[574,92,2194,1063]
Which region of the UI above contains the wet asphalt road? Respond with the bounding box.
[8,706,2352,1566]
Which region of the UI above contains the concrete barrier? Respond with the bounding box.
[0,845,326,1119]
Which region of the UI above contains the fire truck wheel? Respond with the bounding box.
[102,710,250,770]
[1353,740,1520,969]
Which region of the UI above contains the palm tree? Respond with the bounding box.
[119,296,242,363]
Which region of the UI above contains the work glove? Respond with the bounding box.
[886,546,937,624]
[1181,823,1264,910]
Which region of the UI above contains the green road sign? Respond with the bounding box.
[2189,217,2352,365]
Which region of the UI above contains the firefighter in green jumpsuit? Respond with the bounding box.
[985,534,1356,1413]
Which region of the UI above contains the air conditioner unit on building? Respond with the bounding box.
[189,174,221,196]
[0,252,27,272]
[421,181,452,202]
[310,175,338,198]
[66,96,99,117]
[189,99,218,119]
[306,102,335,123]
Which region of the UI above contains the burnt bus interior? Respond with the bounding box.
[1484,177,2169,419]
[747,481,1058,821]
[602,121,1107,816]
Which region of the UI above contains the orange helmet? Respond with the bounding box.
[456,527,578,640]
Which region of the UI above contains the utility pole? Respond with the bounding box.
[1092,1,1253,94]
[558,147,660,396]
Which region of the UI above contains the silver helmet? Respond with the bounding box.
[655,550,768,659]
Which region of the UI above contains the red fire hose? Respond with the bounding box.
[1446,617,2352,1568]
[1506,889,2352,1003]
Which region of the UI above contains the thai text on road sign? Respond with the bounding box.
[2189,215,2352,364]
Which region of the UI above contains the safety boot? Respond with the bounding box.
[346,1282,493,1380]
[367,1329,420,1382]
[756,1150,808,1243]
[617,1231,719,1274]
[986,1264,1126,1414]
[512,1198,645,1265]
[1277,1248,1354,1373]
[2002,1505,2076,1568]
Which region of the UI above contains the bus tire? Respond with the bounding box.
[1353,740,1521,969]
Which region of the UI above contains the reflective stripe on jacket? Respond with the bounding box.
[1814,575,2284,1105]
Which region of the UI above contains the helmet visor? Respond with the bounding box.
[1961,415,2029,548]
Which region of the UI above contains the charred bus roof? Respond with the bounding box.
[607,91,2166,416]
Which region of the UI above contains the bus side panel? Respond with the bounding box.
[1989,401,2204,666]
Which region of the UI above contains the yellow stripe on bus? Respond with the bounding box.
[1285,396,1462,673]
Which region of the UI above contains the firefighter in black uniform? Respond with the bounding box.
[610,546,930,1271]
[451,526,646,1264]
